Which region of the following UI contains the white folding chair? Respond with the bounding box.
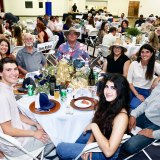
[44,49,58,66]
[98,44,110,58]
[75,134,131,160]
[86,30,99,57]
[12,46,24,57]
[124,140,160,160]
[52,35,59,50]
[0,132,44,160]
[43,37,59,66]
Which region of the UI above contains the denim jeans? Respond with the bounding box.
[130,87,151,109]
[121,113,160,155]
[56,131,120,160]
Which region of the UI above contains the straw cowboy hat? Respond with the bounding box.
[64,27,80,37]
[109,38,127,52]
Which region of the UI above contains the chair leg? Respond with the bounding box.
[92,45,96,57]
[40,149,44,160]
[142,149,152,160]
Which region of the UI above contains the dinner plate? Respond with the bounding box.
[74,99,92,108]
[70,96,98,111]
[29,99,60,115]
[13,84,27,95]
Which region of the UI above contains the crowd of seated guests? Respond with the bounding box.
[0,10,160,159]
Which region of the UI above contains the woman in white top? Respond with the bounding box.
[127,44,160,109]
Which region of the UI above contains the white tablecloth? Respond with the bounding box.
[17,95,95,146]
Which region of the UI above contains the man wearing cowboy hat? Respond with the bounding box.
[56,27,90,61]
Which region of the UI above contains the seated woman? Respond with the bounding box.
[127,44,160,110]
[63,15,74,30]
[102,41,130,77]
[0,38,12,60]
[84,17,96,35]
[118,20,129,34]
[12,26,23,46]
[56,73,130,160]
[36,23,49,44]
[96,21,109,45]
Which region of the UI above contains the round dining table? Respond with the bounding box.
[17,94,96,146]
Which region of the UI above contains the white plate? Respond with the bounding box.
[74,99,92,108]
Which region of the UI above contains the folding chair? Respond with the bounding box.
[89,52,103,69]
[124,140,160,160]
[52,35,59,49]
[75,134,131,160]
[0,132,44,160]
[12,46,24,57]
[85,30,99,57]
[98,44,110,58]
[44,49,58,66]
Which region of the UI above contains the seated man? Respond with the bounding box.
[135,14,145,27]
[0,57,54,157]
[102,27,117,47]
[56,27,90,61]
[16,33,46,75]
[120,79,160,158]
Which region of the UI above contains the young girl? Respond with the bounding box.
[56,74,130,160]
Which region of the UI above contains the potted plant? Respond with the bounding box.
[126,27,141,37]
[126,27,141,44]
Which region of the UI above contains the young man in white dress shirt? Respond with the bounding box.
[0,57,54,158]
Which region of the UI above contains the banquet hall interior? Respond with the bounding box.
[0,0,160,160]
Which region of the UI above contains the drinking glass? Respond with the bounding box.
[88,86,97,98]
[54,89,60,99]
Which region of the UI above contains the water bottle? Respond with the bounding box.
[28,85,33,96]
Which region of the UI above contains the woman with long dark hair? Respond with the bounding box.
[127,43,160,109]
[0,38,11,60]
[36,23,49,43]
[118,20,129,33]
[12,26,23,46]
[56,74,130,160]
[96,21,109,45]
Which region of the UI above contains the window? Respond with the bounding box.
[39,2,43,8]
[25,1,33,8]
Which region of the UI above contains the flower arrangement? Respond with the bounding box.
[34,59,90,94]
[34,66,56,94]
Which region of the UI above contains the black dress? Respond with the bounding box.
[106,54,129,74]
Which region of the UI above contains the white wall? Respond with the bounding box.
[107,0,129,16]
[68,0,86,13]
[3,0,69,16]
[3,0,45,16]
[135,0,160,17]
[86,1,107,10]
[107,0,160,17]
[3,0,160,17]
